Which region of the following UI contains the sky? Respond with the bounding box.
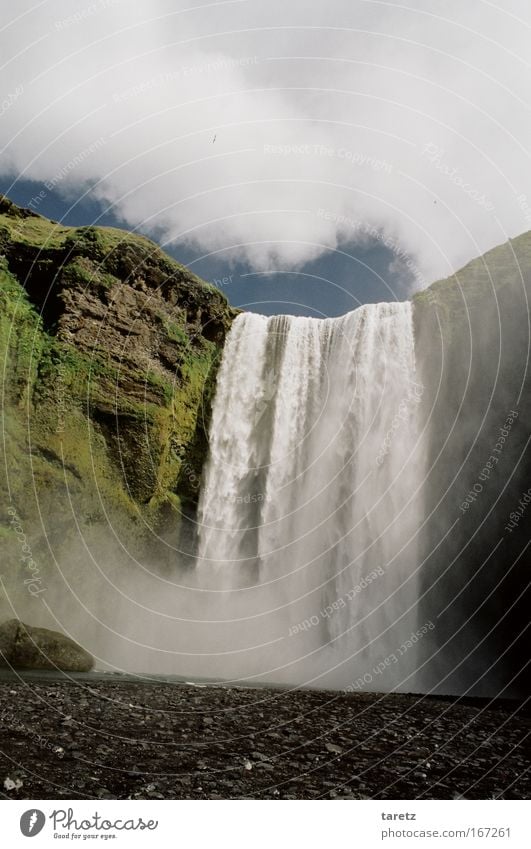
[1,0,530,316]
[0,175,410,316]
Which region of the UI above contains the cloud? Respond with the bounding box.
[1,0,531,287]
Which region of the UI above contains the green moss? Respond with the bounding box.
[163,318,191,347]
[0,194,237,568]
[0,213,71,250]
[142,370,172,405]
[0,198,212,295]
[0,261,44,405]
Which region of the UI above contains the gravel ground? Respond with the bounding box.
[0,677,528,800]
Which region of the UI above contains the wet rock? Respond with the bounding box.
[251,751,269,762]
[0,620,93,672]
[3,776,23,791]
[325,743,343,755]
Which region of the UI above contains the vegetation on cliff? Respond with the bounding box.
[0,196,237,577]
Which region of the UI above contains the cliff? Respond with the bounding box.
[413,232,531,697]
[0,196,237,575]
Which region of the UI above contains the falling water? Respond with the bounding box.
[196,303,426,691]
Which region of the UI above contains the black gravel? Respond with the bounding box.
[0,677,529,799]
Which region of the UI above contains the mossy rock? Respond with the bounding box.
[0,619,94,672]
[0,196,239,564]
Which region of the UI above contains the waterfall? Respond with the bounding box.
[196,303,426,691]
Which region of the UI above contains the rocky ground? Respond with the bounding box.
[0,676,528,800]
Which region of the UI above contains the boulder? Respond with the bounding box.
[0,619,94,672]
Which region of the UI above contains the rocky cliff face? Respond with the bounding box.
[0,196,237,587]
[413,233,531,697]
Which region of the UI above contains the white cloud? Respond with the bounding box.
[1,0,531,288]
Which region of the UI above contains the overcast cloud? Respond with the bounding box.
[1,0,530,288]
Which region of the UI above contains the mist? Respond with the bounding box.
[1,516,338,688]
